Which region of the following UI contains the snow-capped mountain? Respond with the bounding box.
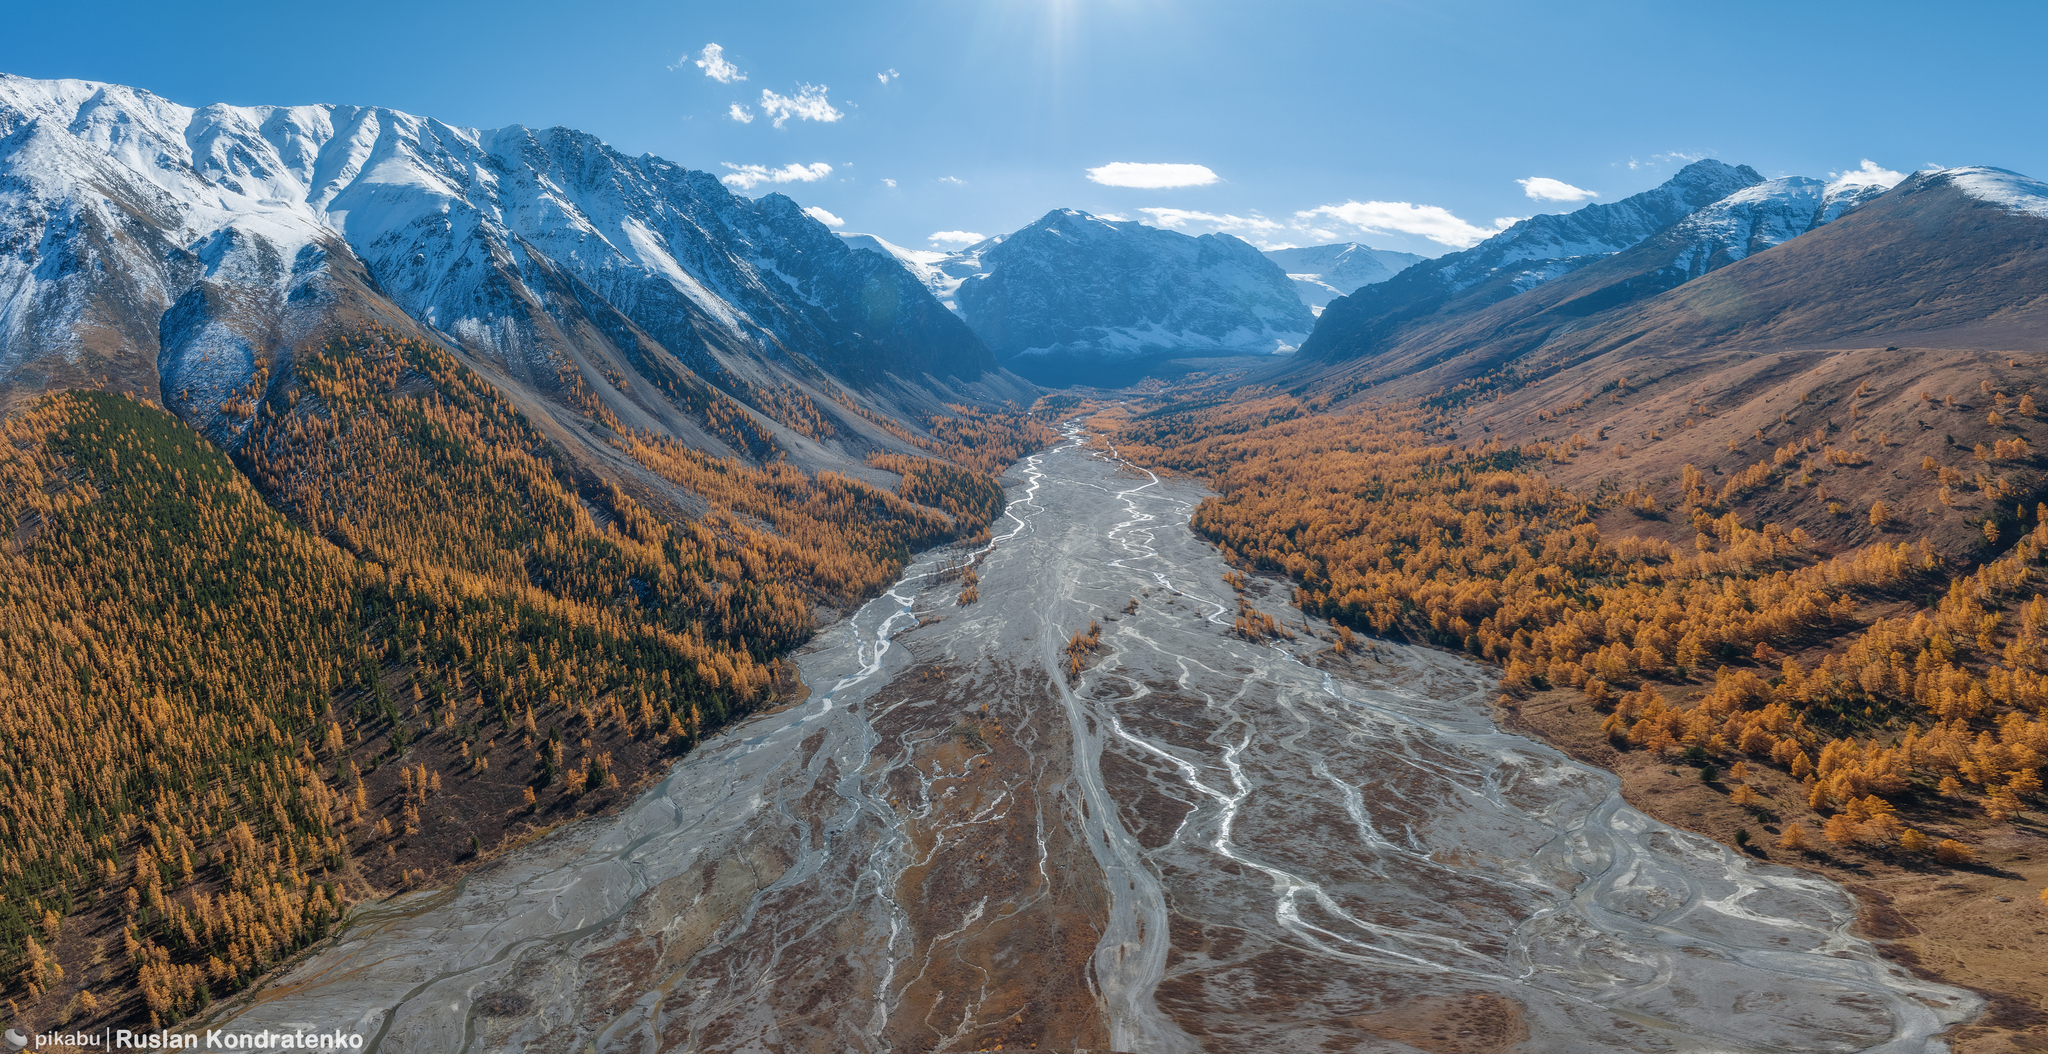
[0,74,1013,454]
[1941,164,2048,217]
[1399,159,1766,300]
[1297,159,1767,364]
[882,209,1313,385]
[1553,164,2048,351]
[1261,243,1424,313]
[836,231,990,313]
[846,218,1339,381]
[1283,162,2048,399]
[1647,175,1890,280]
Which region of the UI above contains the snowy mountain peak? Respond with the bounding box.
[872,206,1318,385]
[1262,242,1425,312]
[1478,159,1764,269]
[0,72,1002,452]
[1932,165,2048,219]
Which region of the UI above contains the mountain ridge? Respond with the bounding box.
[1295,159,1768,366]
[846,209,1313,386]
[1262,242,1426,312]
[0,73,1028,470]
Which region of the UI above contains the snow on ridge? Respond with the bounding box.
[1939,166,2048,219]
[3,72,976,381]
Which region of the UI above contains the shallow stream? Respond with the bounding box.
[192,427,1978,1053]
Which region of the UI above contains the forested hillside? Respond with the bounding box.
[1104,386,2048,856]
[0,330,1040,1027]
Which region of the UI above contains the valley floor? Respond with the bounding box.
[1501,689,2048,1054]
[177,428,1982,1053]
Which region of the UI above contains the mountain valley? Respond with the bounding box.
[2,67,2047,1054]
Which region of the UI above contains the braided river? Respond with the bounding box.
[194,426,1978,1053]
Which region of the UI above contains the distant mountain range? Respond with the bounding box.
[0,73,1026,479]
[1294,160,1771,367]
[1284,161,2044,387]
[846,211,1316,386]
[1261,243,1425,313]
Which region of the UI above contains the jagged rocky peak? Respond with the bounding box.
[1454,159,1767,286]
[1295,159,1771,364]
[0,72,1005,451]
[1645,171,1897,283]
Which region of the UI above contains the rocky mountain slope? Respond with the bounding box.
[1262,242,1424,312]
[1282,170,1901,389]
[1295,159,1768,366]
[1287,166,2048,557]
[851,210,1313,386]
[0,74,1027,473]
[0,73,1049,1030]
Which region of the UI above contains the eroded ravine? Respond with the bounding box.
[193,427,1981,1053]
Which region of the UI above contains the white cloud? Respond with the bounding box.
[1518,177,1598,202]
[686,44,746,83]
[929,230,985,246]
[728,103,754,124]
[1138,207,1282,233]
[938,176,964,185]
[1295,201,1513,248]
[1626,150,1709,172]
[720,161,834,190]
[882,178,897,188]
[758,84,842,128]
[877,68,900,85]
[1096,212,1129,221]
[1828,159,1907,189]
[802,205,846,227]
[1086,162,1220,189]
[1135,207,1293,248]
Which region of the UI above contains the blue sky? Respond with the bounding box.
[4,0,2043,257]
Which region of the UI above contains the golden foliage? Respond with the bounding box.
[0,328,1044,1017]
[1103,389,2048,861]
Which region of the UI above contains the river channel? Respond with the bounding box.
[192,426,1979,1053]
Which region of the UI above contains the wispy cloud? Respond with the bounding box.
[681,43,746,83]
[1139,208,1282,233]
[877,68,900,85]
[1135,208,1294,248]
[758,84,842,127]
[929,230,985,246]
[720,161,834,190]
[1625,150,1708,171]
[938,176,964,185]
[882,178,897,188]
[1295,201,1513,248]
[1518,177,1597,202]
[802,205,846,227]
[728,103,754,124]
[1828,159,1906,188]
[1086,162,1220,189]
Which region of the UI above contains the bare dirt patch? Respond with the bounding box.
[869,662,1115,1053]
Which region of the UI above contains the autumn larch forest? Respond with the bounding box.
[0,327,1050,1027]
[1095,358,2047,939]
